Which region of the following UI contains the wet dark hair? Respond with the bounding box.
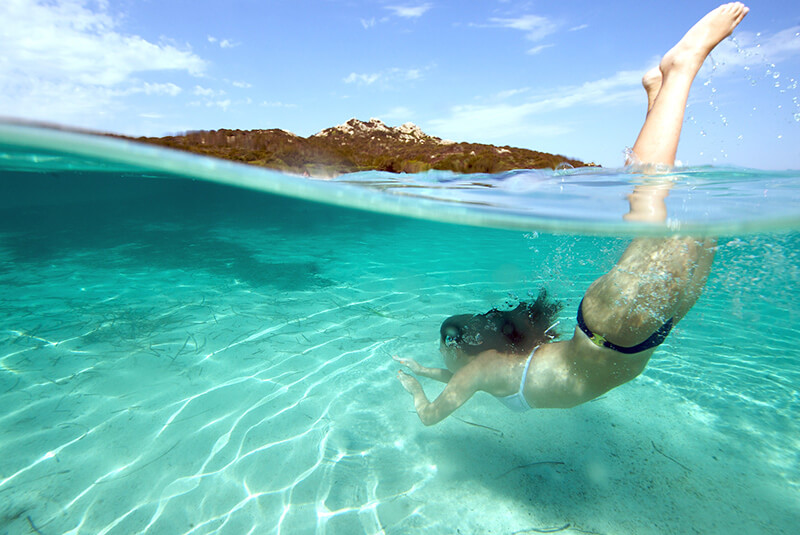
[439,289,563,357]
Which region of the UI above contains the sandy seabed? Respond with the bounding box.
[0,206,797,535]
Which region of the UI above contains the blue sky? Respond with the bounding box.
[1,0,799,168]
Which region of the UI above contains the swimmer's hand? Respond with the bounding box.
[396,370,423,395]
[392,355,423,374]
[394,356,454,383]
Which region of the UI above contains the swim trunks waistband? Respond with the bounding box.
[576,298,673,354]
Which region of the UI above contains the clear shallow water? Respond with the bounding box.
[0,123,798,534]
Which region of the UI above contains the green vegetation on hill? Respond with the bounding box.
[131,119,592,177]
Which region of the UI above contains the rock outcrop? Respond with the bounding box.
[134,118,589,177]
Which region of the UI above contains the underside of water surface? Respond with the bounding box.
[0,123,798,534]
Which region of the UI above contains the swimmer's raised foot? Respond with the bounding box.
[660,2,748,78]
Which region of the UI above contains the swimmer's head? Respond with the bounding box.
[439,289,562,366]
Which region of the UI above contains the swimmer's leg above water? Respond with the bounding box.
[395,3,748,425]
[632,2,749,168]
[581,2,748,346]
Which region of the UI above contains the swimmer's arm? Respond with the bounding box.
[397,368,479,426]
[393,355,453,383]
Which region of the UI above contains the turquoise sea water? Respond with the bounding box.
[0,122,798,534]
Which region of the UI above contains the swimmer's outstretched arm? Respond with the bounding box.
[392,355,453,383]
[396,366,481,426]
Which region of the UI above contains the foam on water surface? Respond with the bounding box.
[0,122,798,534]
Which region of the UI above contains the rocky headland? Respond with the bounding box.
[133,118,592,177]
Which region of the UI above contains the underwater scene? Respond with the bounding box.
[0,123,798,534]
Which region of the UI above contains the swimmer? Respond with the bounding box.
[394,3,749,425]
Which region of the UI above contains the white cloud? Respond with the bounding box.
[232,81,252,89]
[488,14,557,42]
[386,4,432,18]
[190,99,231,110]
[496,88,530,99]
[191,86,238,111]
[207,36,238,48]
[343,68,423,86]
[569,24,589,32]
[527,44,554,55]
[138,82,182,96]
[194,85,224,97]
[260,101,297,108]
[0,0,206,127]
[106,82,184,97]
[344,72,382,85]
[707,27,800,71]
[428,69,643,141]
[0,0,205,86]
[361,4,426,29]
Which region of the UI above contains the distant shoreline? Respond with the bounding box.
[125,118,595,177]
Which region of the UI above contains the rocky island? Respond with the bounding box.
[133,118,591,177]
